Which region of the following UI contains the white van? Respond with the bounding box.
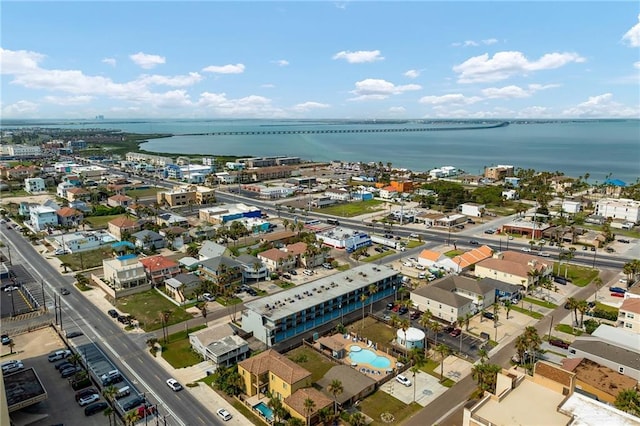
[115,386,130,399]
[303,269,314,276]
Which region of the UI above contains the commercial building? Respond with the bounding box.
[594,198,640,223]
[241,264,400,346]
[0,144,42,157]
[315,226,371,252]
[199,203,262,224]
[125,152,174,166]
[156,185,216,207]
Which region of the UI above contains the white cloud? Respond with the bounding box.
[292,101,330,112]
[332,50,384,64]
[452,38,498,47]
[634,61,640,70]
[419,93,481,105]
[622,14,640,47]
[129,52,166,69]
[102,57,116,67]
[388,106,406,114]
[481,83,559,99]
[562,93,640,118]
[202,63,245,74]
[198,92,286,117]
[261,83,275,88]
[348,78,421,101]
[1,100,38,116]
[42,95,94,105]
[404,69,420,79]
[0,48,44,74]
[427,106,512,119]
[272,59,289,67]
[135,72,202,87]
[516,106,550,118]
[453,51,585,83]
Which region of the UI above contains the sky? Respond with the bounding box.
[1,1,639,120]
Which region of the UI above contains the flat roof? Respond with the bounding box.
[474,378,569,425]
[560,392,640,425]
[4,367,47,412]
[244,264,398,321]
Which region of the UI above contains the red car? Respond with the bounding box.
[410,311,421,320]
[611,292,624,298]
[449,328,462,337]
[391,305,400,312]
[549,339,569,349]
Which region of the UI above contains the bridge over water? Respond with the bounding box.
[177,121,509,137]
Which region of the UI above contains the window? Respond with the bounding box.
[618,366,624,374]
[625,323,632,328]
[626,313,635,319]
[283,383,287,390]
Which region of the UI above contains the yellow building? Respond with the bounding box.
[156,185,215,207]
[237,349,311,400]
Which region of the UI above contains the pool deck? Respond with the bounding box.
[315,334,398,383]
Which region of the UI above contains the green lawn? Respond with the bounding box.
[554,324,583,336]
[405,240,423,249]
[523,296,557,309]
[58,246,115,271]
[276,280,295,289]
[286,346,337,383]
[126,187,162,198]
[314,199,386,218]
[595,302,619,315]
[359,391,422,426]
[361,251,395,263]
[115,290,194,331]
[85,214,124,228]
[161,326,206,368]
[444,250,463,258]
[347,317,396,353]
[510,305,543,319]
[554,264,599,287]
[0,189,32,198]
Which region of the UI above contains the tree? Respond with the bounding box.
[124,410,140,426]
[303,397,316,426]
[8,340,15,355]
[348,412,366,426]
[60,262,71,273]
[327,379,343,415]
[360,293,368,334]
[435,344,451,383]
[288,417,305,426]
[429,321,443,346]
[566,297,579,326]
[104,406,114,426]
[504,300,512,320]
[197,302,208,326]
[368,284,378,314]
[614,388,640,417]
[400,318,410,346]
[268,393,286,425]
[103,385,118,402]
[576,299,589,328]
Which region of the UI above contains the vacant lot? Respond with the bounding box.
[161,326,206,368]
[315,199,386,218]
[85,214,123,228]
[554,264,599,287]
[359,391,422,426]
[116,290,193,331]
[58,246,115,270]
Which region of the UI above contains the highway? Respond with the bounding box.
[1,226,226,426]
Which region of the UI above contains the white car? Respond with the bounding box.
[202,293,215,302]
[1,360,24,375]
[396,374,411,387]
[217,408,232,421]
[78,393,100,406]
[521,247,532,253]
[166,378,183,392]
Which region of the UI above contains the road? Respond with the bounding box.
[1,226,227,426]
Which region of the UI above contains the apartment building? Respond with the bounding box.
[594,198,640,223]
[618,296,640,333]
[238,349,311,399]
[102,254,147,290]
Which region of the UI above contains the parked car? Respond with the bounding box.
[107,309,119,318]
[289,270,297,275]
[469,240,479,245]
[605,247,615,253]
[84,401,108,416]
[322,262,333,269]
[444,325,455,334]
[549,339,569,350]
[282,274,291,280]
[610,286,627,294]
[482,311,495,320]
[217,408,233,421]
[54,360,73,370]
[391,305,400,313]
[66,331,83,339]
[449,328,462,337]
[611,292,625,298]
[166,378,183,392]
[122,396,145,411]
[203,293,215,302]
[61,366,82,378]
[48,349,71,362]
[1,334,12,345]
[386,302,394,310]
[117,315,132,324]
[100,369,122,386]
[395,374,412,387]
[59,287,70,295]
[484,229,495,234]
[75,387,99,402]
[78,394,100,406]
[410,311,421,320]
[398,306,409,315]
[619,238,630,244]
[374,247,384,253]
[1,360,24,375]
[553,276,568,285]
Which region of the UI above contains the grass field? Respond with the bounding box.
[126,187,162,198]
[58,246,115,270]
[359,391,422,426]
[85,214,124,228]
[554,264,599,287]
[315,199,386,218]
[116,290,194,331]
[361,251,395,263]
[523,296,557,309]
[286,346,337,383]
[161,326,206,368]
[554,324,583,336]
[509,305,544,319]
[347,317,396,353]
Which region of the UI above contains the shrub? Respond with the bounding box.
[583,319,600,334]
[592,308,618,321]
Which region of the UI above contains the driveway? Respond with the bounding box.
[380,371,447,407]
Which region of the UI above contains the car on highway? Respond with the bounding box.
[166,378,183,392]
[60,287,70,295]
[217,408,233,421]
[469,240,479,245]
[78,393,100,407]
[521,247,532,253]
[549,339,570,349]
[65,331,83,339]
[395,374,412,387]
[484,229,495,234]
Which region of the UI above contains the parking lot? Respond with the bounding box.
[380,370,447,407]
[1,327,114,426]
[1,264,45,318]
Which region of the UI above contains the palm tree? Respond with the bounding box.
[503,300,512,320]
[614,388,640,417]
[576,299,589,328]
[68,352,82,367]
[477,347,488,363]
[360,293,368,334]
[327,379,343,415]
[8,341,15,355]
[566,297,579,326]
[592,276,603,302]
[303,397,316,426]
[318,407,334,426]
[368,284,378,314]
[429,321,443,346]
[349,412,366,426]
[103,385,118,402]
[197,302,208,326]
[104,406,114,426]
[435,344,451,383]
[124,410,140,426]
[288,417,305,426]
[400,318,410,346]
[464,312,473,331]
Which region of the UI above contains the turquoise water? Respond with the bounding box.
[349,348,392,369]
[254,402,273,421]
[3,119,638,183]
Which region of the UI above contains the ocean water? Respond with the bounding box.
[3,119,639,183]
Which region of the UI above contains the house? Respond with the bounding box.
[199,256,243,290]
[29,205,58,232]
[284,387,333,426]
[56,207,84,229]
[618,296,640,333]
[189,225,216,241]
[132,230,165,251]
[325,188,351,202]
[568,325,640,381]
[56,181,77,199]
[65,187,91,202]
[108,217,142,241]
[139,255,180,285]
[451,245,494,273]
[198,241,227,260]
[241,264,400,347]
[417,249,457,270]
[317,365,376,407]
[107,194,133,208]
[410,276,495,324]
[562,200,582,215]
[258,248,297,273]
[474,251,552,291]
[164,273,202,303]
[463,362,639,426]
[285,242,326,268]
[102,254,148,290]
[260,230,297,245]
[24,177,46,193]
[502,189,518,200]
[189,325,249,368]
[0,164,39,179]
[235,254,269,283]
[379,186,398,200]
[460,203,485,218]
[156,212,189,228]
[560,358,637,404]
[160,226,191,250]
[237,349,312,399]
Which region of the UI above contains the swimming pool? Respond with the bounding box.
[254,402,274,421]
[349,346,392,369]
